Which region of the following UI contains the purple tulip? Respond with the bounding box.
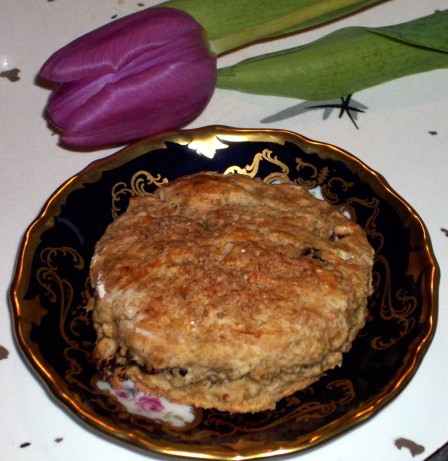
[40,7,217,148]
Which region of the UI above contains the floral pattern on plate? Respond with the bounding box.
[97,379,195,428]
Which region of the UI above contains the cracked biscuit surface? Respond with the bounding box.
[90,172,374,413]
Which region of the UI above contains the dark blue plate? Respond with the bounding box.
[10,126,438,459]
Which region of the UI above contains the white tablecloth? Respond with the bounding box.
[1,1,447,460]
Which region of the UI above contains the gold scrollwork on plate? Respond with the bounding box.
[323,177,355,204]
[346,197,382,244]
[339,196,418,350]
[188,379,355,443]
[295,159,355,210]
[295,158,355,205]
[36,246,93,391]
[224,149,290,183]
[36,247,84,340]
[282,379,355,423]
[370,255,419,350]
[111,170,168,218]
[295,158,329,189]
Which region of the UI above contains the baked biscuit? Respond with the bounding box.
[90,172,374,413]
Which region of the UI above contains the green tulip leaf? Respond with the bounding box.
[161,0,387,54]
[216,10,448,101]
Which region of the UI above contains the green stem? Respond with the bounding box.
[210,0,384,54]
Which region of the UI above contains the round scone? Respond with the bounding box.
[90,172,374,413]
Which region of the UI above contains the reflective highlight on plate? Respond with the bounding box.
[10,126,438,459]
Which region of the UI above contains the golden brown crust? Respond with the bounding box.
[90,172,374,412]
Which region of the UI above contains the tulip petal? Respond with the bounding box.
[40,7,204,82]
[48,29,216,147]
[47,75,112,130]
[61,63,214,147]
[41,7,217,148]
